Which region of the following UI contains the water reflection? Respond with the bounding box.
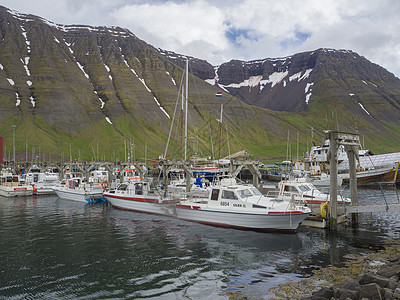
[0,188,399,299]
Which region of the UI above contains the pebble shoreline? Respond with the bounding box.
[308,258,400,299]
[269,241,400,299]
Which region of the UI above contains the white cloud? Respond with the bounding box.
[2,0,400,77]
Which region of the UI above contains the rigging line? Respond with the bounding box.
[164,69,185,158]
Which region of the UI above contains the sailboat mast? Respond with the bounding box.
[180,87,184,160]
[184,58,188,160]
[219,104,223,161]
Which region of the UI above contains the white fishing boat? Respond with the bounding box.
[103,181,180,214]
[89,168,109,184]
[122,166,142,182]
[23,166,60,195]
[175,179,311,232]
[266,177,351,214]
[53,177,104,203]
[167,171,210,194]
[0,171,33,197]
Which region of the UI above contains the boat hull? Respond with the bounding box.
[0,186,33,197]
[104,193,177,216]
[175,204,309,232]
[53,187,103,203]
[342,167,397,185]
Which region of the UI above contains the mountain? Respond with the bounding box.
[163,49,400,118]
[0,6,400,162]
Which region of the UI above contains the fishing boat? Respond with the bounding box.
[167,170,210,195]
[121,166,142,182]
[341,164,399,186]
[89,167,109,184]
[53,177,104,203]
[23,166,60,195]
[175,179,310,232]
[266,177,351,214]
[103,181,180,215]
[0,171,33,197]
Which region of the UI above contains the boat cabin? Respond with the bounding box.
[89,169,108,183]
[114,181,153,195]
[0,174,20,187]
[122,168,141,182]
[204,185,277,210]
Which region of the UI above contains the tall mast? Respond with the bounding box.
[184,57,188,160]
[180,86,184,160]
[218,104,223,161]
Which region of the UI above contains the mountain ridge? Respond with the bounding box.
[0,6,399,162]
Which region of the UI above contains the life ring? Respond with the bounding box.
[320,202,328,219]
[101,181,109,190]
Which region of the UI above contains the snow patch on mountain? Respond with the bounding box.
[289,69,313,82]
[305,82,314,105]
[260,71,289,90]
[358,102,371,116]
[30,96,35,107]
[224,75,263,91]
[15,93,21,106]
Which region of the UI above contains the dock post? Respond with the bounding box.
[327,130,360,230]
[328,131,338,230]
[162,163,168,194]
[347,145,359,227]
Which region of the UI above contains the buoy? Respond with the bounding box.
[320,202,328,219]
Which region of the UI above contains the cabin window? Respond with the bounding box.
[210,189,219,201]
[222,190,238,200]
[239,189,253,198]
[135,183,143,195]
[298,185,311,192]
[250,187,262,196]
[284,185,294,192]
[118,183,128,191]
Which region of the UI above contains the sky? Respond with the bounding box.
[2,0,400,78]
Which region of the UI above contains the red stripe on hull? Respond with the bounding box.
[268,211,308,215]
[105,194,159,203]
[176,204,201,210]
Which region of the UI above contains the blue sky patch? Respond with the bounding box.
[225,23,258,46]
[280,30,311,50]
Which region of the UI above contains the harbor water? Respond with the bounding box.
[0,188,399,299]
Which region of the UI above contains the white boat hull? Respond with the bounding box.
[0,185,33,197]
[34,187,56,195]
[32,183,58,195]
[175,204,308,232]
[104,193,177,215]
[53,187,103,203]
